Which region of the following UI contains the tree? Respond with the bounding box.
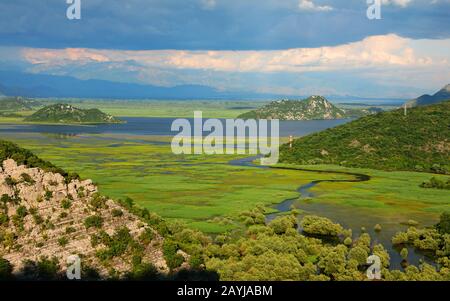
[300,215,343,237]
[344,237,353,246]
[348,246,368,266]
[268,216,297,235]
[400,248,408,261]
[436,212,450,234]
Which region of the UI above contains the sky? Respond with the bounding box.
[0,0,449,98]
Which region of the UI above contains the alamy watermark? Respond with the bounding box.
[66,254,81,280]
[367,0,382,20]
[171,111,280,165]
[366,254,382,280]
[66,0,81,20]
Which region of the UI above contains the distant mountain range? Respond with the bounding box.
[25,104,122,124]
[0,70,405,103]
[405,84,450,107]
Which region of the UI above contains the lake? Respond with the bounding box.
[0,117,352,137]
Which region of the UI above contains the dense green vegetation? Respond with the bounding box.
[238,96,349,120]
[280,101,450,174]
[421,177,450,190]
[203,209,450,281]
[24,103,122,124]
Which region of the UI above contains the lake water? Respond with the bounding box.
[0,117,352,137]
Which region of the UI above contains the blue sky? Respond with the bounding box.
[0,0,449,98]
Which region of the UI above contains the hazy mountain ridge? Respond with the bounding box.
[406,84,450,107]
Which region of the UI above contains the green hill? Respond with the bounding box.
[406,84,450,107]
[279,100,450,174]
[237,96,363,120]
[24,103,122,124]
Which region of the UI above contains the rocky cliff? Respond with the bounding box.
[0,159,167,279]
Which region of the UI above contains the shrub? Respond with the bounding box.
[16,205,28,218]
[65,226,76,234]
[300,215,343,237]
[0,213,9,226]
[20,173,35,185]
[44,190,53,201]
[58,237,69,247]
[163,240,184,270]
[138,228,155,245]
[4,177,17,187]
[400,248,409,261]
[268,215,297,235]
[61,199,72,209]
[436,212,450,234]
[84,215,103,229]
[111,209,123,217]
[90,194,107,210]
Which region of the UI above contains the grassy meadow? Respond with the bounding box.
[1,132,448,235]
[28,99,270,119]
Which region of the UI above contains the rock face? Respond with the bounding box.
[0,159,167,278]
[238,96,348,120]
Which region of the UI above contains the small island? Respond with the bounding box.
[24,103,123,124]
[238,96,363,120]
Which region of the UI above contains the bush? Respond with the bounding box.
[163,240,184,270]
[268,215,297,235]
[22,257,60,280]
[300,215,343,237]
[420,177,450,190]
[138,228,155,245]
[90,194,107,210]
[16,205,28,218]
[111,209,123,217]
[58,236,69,247]
[84,215,103,229]
[61,199,72,209]
[20,173,35,185]
[128,263,159,280]
[4,177,17,187]
[436,212,450,234]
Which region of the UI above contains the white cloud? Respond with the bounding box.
[298,0,333,11]
[20,34,448,75]
[11,34,449,97]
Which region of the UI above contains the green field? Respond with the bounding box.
[3,99,269,119]
[1,133,448,235]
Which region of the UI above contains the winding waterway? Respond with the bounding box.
[229,156,435,270]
